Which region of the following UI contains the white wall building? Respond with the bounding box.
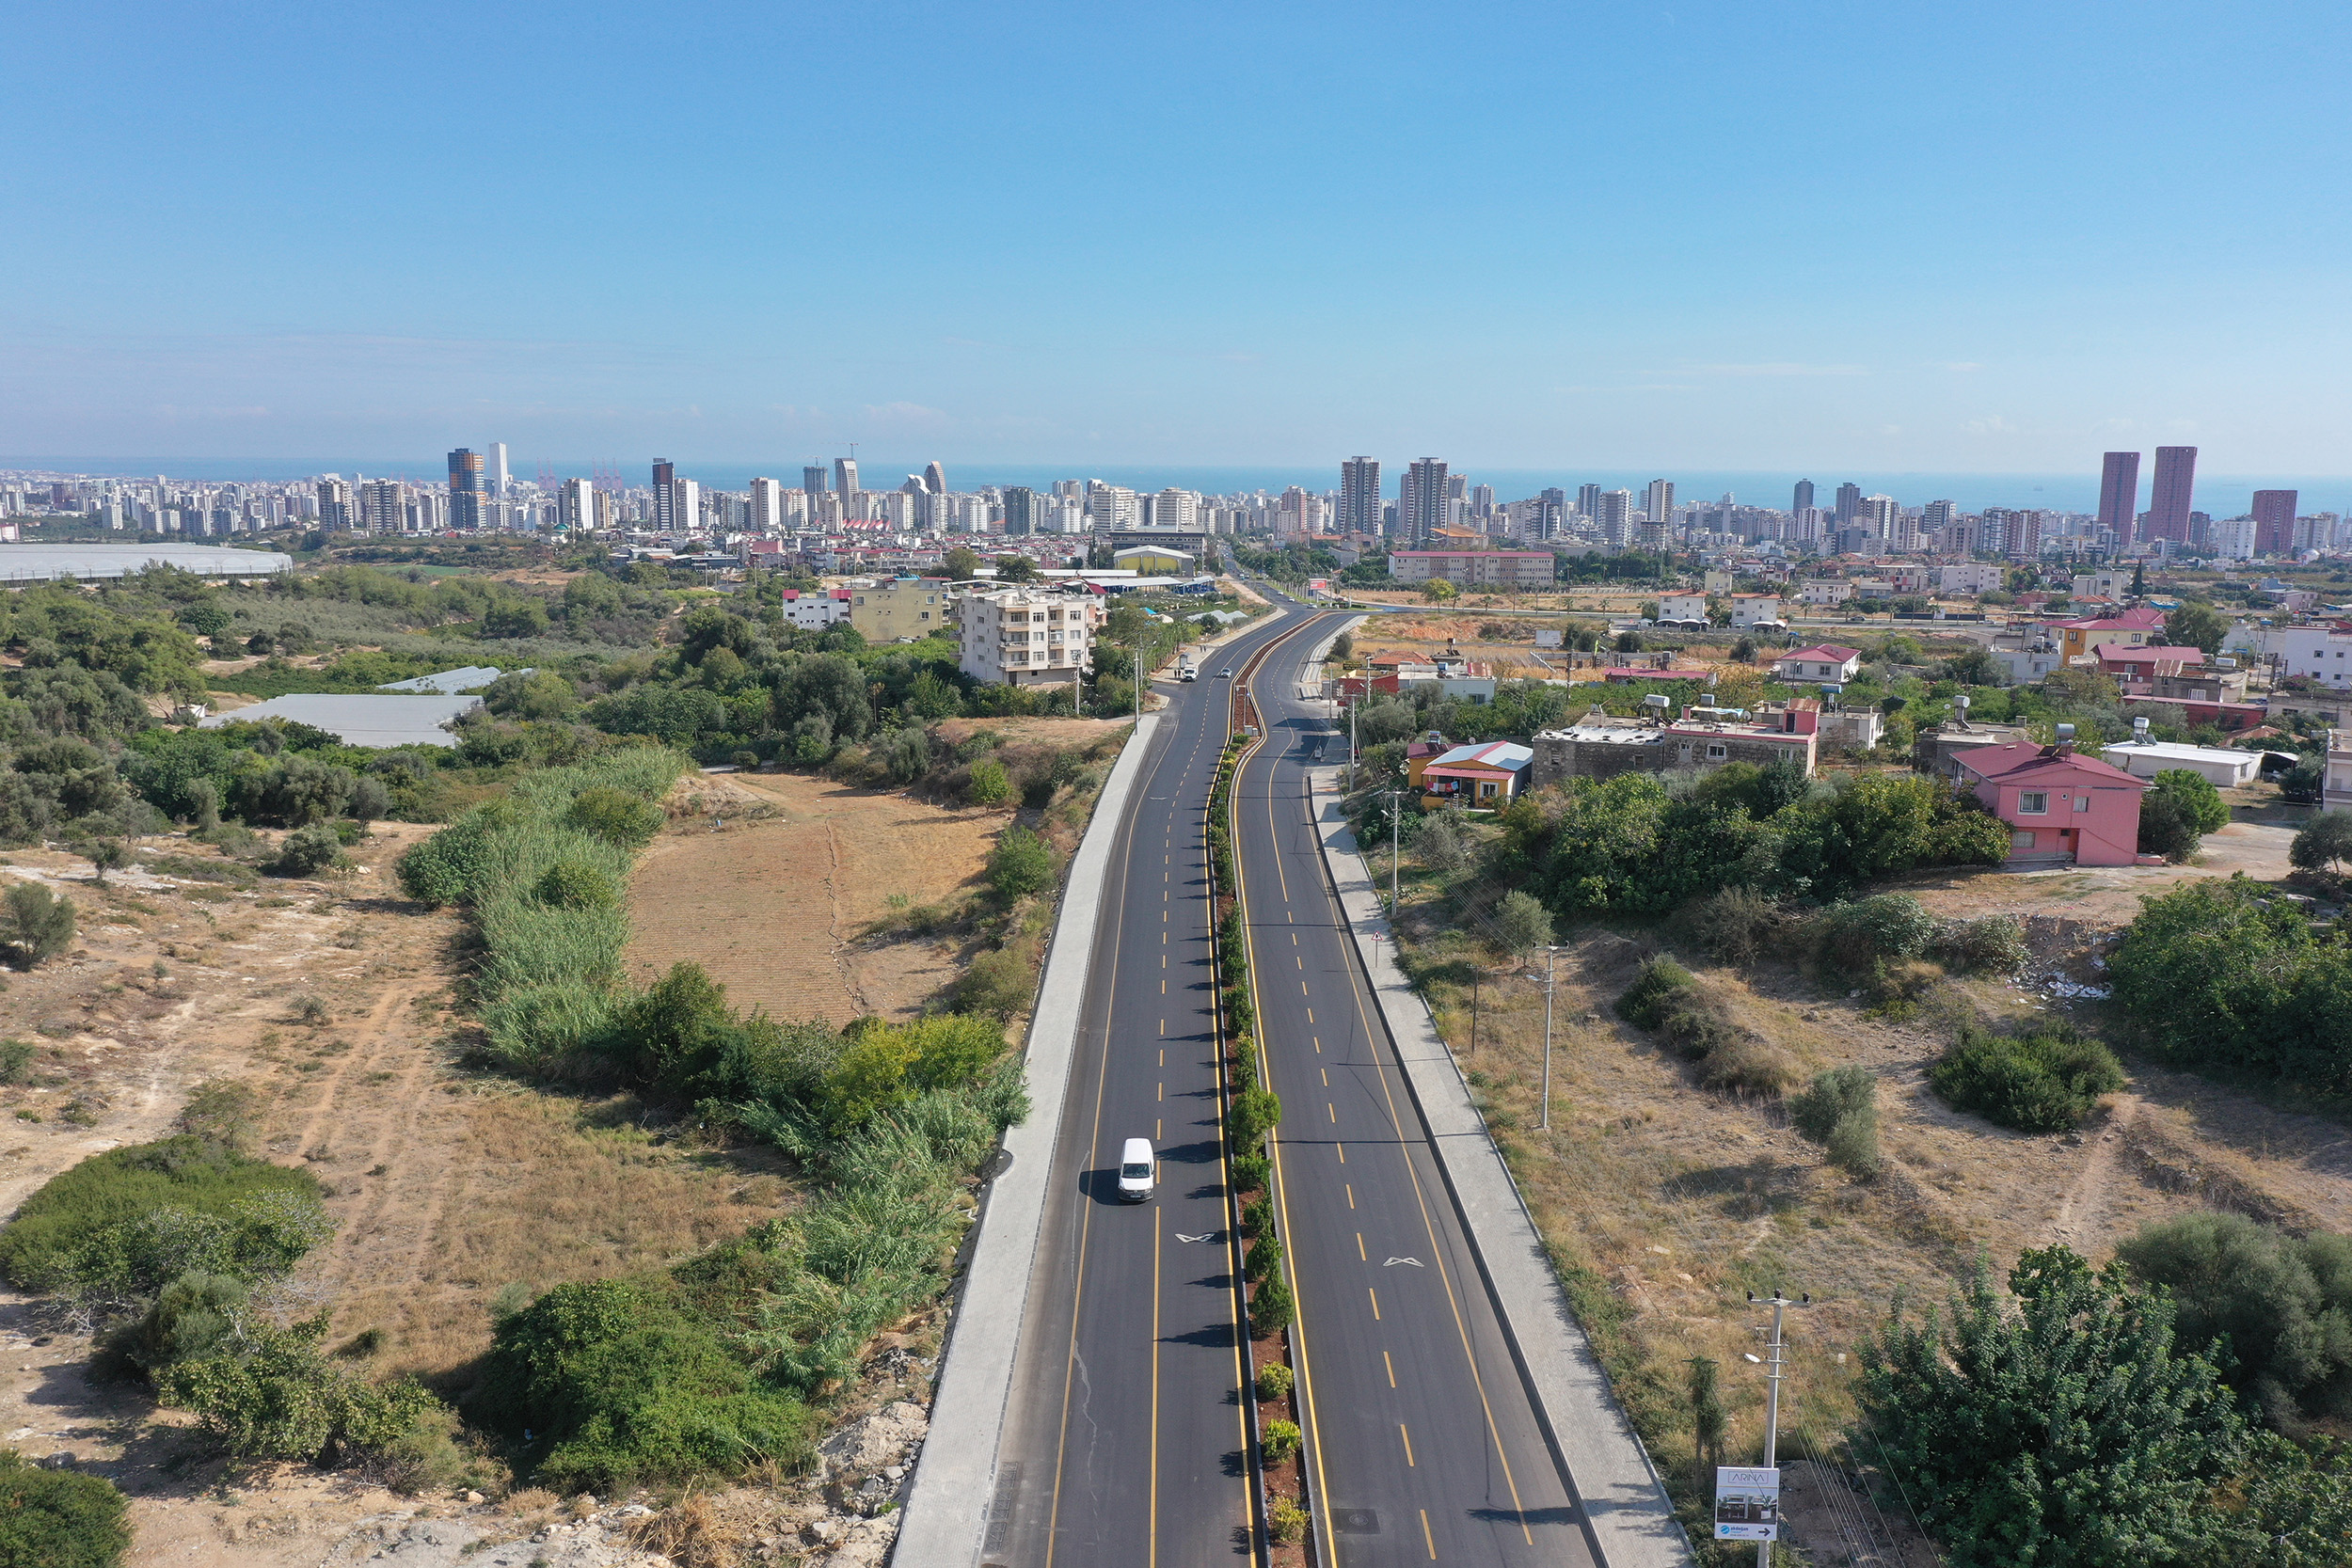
[956,589,1093,688]
[748,477,787,532]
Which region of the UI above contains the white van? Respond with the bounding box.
[1117,1137,1155,1203]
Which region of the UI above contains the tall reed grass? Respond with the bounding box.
[397,747,689,1069]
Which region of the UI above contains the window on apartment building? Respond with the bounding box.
[2012,830,2036,850]
[2074,797,2089,813]
[1707,744,1728,761]
[2018,791,2049,815]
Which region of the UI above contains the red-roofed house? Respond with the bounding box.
[1772,644,1864,683]
[1952,742,2149,865]
[2090,643,2204,694]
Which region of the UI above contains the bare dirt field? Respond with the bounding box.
[625,770,1009,1025]
[0,827,792,1567]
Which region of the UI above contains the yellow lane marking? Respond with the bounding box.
[1327,1103,1336,1123]
[1399,1423,1415,1467]
[1300,981,1309,995]
[1306,1008,1313,1023]
[1157,1083,1164,1101]
[1296,957,1304,969]
[1384,1350,1396,1387]
[1346,1183,1355,1209]
[1368,1287,1380,1321]
[1420,1509,1436,1560]
[1356,1232,1365,1260]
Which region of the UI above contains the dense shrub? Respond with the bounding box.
[1681,886,1782,965]
[266,824,348,878]
[966,758,1011,806]
[2108,875,2352,1096]
[0,1135,328,1297]
[1254,1362,1294,1402]
[987,826,1054,899]
[2289,810,2352,876]
[953,944,1037,1020]
[0,1448,130,1568]
[1813,894,1936,981]
[2117,1212,2352,1424]
[532,860,616,909]
[1616,958,1797,1095]
[564,784,665,849]
[1788,1068,1879,1159]
[1491,889,1553,956]
[1934,914,2028,975]
[1929,1023,2123,1132]
[1250,1277,1295,1338]
[474,1278,815,1492]
[155,1319,437,1466]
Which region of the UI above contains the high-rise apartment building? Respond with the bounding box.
[1594,488,1632,547]
[834,458,861,517]
[1834,482,1863,528]
[1088,483,1138,530]
[748,477,787,532]
[1002,486,1036,537]
[2147,446,2198,545]
[448,450,486,530]
[1340,457,1381,534]
[1644,480,1674,526]
[651,460,678,531]
[1792,479,1816,517]
[922,461,946,495]
[559,477,596,533]
[1154,489,1200,531]
[357,479,405,534]
[1859,494,1899,540]
[316,476,355,531]
[490,443,510,497]
[803,465,828,502]
[2253,489,2299,555]
[1577,483,1601,521]
[2097,451,2141,546]
[1402,459,1450,543]
[1470,483,1495,518]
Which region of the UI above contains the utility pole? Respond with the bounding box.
[1539,944,1560,1130]
[1746,1291,1805,1567]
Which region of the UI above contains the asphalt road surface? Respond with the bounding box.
[1231,595,1603,1567]
[990,607,1307,1568]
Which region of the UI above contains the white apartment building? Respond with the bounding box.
[748,477,787,532]
[1796,578,1854,607]
[2240,624,2352,688]
[1942,563,2008,595]
[1088,484,1140,530]
[957,590,1093,688]
[1658,592,1710,622]
[1729,593,1787,627]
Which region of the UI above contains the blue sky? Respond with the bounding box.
[6,0,2348,476]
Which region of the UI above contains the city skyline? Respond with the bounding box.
[8,3,2351,468]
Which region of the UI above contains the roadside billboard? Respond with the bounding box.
[1713,1466,1781,1542]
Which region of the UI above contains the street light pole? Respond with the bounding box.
[1539,944,1559,1131]
[1746,1291,1804,1568]
[1381,789,1404,910]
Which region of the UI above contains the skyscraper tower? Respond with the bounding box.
[1792,479,1815,516]
[448,449,485,531]
[489,443,511,497]
[803,465,828,500]
[2253,489,2299,555]
[922,461,946,495]
[2097,451,2141,546]
[1644,480,1674,526]
[749,477,786,532]
[651,460,681,531]
[1003,486,1036,537]
[834,458,861,517]
[1402,459,1449,544]
[1576,483,1601,520]
[1834,482,1862,528]
[2147,447,2199,545]
[1339,457,1381,534]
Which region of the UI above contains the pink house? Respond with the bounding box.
[1952,742,2149,865]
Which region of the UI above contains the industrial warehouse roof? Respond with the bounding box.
[199,693,480,748]
[0,544,293,581]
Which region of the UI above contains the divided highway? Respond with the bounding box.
[1232,594,1602,1566]
[989,606,1306,1567]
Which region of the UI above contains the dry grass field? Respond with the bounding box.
[625,769,1008,1025]
[0,825,786,1566]
[1385,845,2352,1555]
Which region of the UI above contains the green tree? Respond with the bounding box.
[987,827,1053,899]
[2140,768,2230,862]
[1421,578,1458,603]
[85,839,126,884]
[993,554,1037,582]
[2290,811,2352,876]
[943,546,982,580]
[2168,600,2231,655]
[2118,1212,2352,1421]
[1492,890,1552,957]
[1858,1245,2247,1567]
[5,883,74,968]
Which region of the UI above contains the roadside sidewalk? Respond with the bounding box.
[893,715,1163,1568]
[1306,765,1692,1568]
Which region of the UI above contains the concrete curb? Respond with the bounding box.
[1306,767,1693,1568]
[893,714,1164,1567]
